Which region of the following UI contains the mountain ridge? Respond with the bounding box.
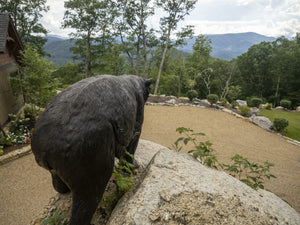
[44,32,277,65]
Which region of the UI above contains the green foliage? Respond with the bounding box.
[266,103,273,110]
[251,97,263,108]
[227,85,241,103]
[207,94,218,106]
[42,210,68,225]
[23,104,42,129]
[52,62,83,87]
[16,46,59,107]
[220,97,227,106]
[113,151,135,195]
[0,149,3,156]
[280,99,291,109]
[260,109,300,141]
[238,106,251,117]
[223,154,276,190]
[187,90,198,101]
[172,127,220,168]
[231,100,238,108]
[237,36,300,108]
[273,118,289,132]
[0,134,13,148]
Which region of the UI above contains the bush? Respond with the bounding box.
[238,106,251,117]
[273,118,289,132]
[187,90,198,101]
[251,97,262,108]
[231,100,238,108]
[220,98,227,106]
[266,103,272,110]
[280,99,291,109]
[207,94,218,106]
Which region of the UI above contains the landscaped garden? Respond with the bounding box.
[260,109,300,142]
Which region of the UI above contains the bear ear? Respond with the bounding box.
[145,78,153,87]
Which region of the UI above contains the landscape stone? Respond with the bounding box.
[251,116,273,131]
[275,106,284,110]
[296,106,300,112]
[107,140,300,225]
[165,99,176,104]
[250,107,260,116]
[236,99,247,106]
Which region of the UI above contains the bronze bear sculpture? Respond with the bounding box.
[31,75,152,225]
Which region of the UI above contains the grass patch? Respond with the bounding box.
[260,110,300,141]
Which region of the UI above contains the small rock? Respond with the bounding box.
[275,106,284,111]
[236,100,247,106]
[296,106,300,112]
[165,99,176,104]
[250,107,260,116]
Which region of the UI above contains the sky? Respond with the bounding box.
[41,0,300,38]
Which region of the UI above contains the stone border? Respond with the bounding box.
[0,145,31,165]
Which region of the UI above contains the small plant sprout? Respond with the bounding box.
[223,154,276,190]
[42,210,68,225]
[172,127,220,169]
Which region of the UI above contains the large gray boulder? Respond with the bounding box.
[252,116,273,131]
[108,140,300,225]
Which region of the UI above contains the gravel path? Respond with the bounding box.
[0,105,299,225]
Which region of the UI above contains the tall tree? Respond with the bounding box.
[0,0,49,55]
[62,0,116,78]
[153,0,197,94]
[116,0,154,77]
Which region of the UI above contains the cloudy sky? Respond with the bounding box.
[41,0,300,38]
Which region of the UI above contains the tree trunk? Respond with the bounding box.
[142,25,148,78]
[274,74,280,106]
[85,34,92,78]
[154,28,171,95]
[136,38,140,76]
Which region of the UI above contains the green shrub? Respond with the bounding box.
[24,105,41,129]
[223,154,276,190]
[220,98,227,106]
[231,100,238,108]
[43,211,68,225]
[280,99,291,109]
[238,106,251,117]
[0,134,13,148]
[187,90,198,101]
[273,118,289,132]
[207,94,219,106]
[251,97,262,108]
[172,127,220,168]
[266,103,272,110]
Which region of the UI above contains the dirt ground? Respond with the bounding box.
[141,106,300,213]
[0,105,299,225]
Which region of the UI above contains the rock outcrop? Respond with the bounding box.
[108,140,299,225]
[32,140,300,225]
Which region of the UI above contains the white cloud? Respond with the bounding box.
[40,0,300,38]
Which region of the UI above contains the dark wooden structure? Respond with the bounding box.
[0,13,24,127]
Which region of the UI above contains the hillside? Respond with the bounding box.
[44,32,276,65]
[179,32,276,60]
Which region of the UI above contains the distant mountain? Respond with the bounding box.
[44,35,76,65]
[178,32,276,60]
[44,32,277,65]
